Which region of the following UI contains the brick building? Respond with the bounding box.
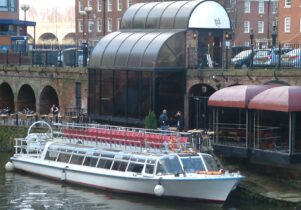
[224,0,278,48]
[278,0,301,45]
[0,0,35,51]
[75,0,149,47]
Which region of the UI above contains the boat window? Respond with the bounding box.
[202,155,218,171]
[45,150,59,161]
[145,164,154,174]
[70,154,85,165]
[57,152,71,163]
[112,161,128,171]
[97,158,113,169]
[130,155,145,163]
[127,163,144,173]
[156,156,182,175]
[83,156,99,167]
[101,152,115,158]
[180,156,205,172]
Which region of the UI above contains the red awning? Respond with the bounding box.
[208,85,271,108]
[248,86,301,112]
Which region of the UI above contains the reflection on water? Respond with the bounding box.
[0,153,293,210]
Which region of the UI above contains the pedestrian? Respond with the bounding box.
[159,109,169,131]
[50,104,59,115]
[175,111,184,132]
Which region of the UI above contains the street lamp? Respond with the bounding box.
[271,25,277,48]
[249,29,254,46]
[21,4,30,22]
[84,6,93,45]
[249,29,254,69]
[79,10,87,43]
[21,4,30,52]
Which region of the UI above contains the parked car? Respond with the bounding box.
[281,48,301,68]
[253,48,292,67]
[231,49,255,69]
[57,48,84,67]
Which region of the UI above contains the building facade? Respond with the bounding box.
[0,0,35,51]
[278,0,301,45]
[224,0,278,48]
[75,0,147,47]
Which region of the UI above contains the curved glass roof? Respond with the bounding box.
[90,0,231,71]
[90,30,186,71]
[121,0,230,30]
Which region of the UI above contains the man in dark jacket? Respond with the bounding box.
[175,111,184,132]
[159,109,169,131]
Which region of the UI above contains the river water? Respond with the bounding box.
[0,153,293,210]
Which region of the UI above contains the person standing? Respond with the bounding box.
[159,109,169,131]
[175,111,184,132]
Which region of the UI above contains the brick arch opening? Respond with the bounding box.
[17,85,36,113]
[38,33,59,45]
[0,82,14,113]
[188,83,216,130]
[39,86,59,115]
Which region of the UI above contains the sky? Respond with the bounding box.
[19,0,75,22]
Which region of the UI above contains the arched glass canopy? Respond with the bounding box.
[90,30,186,71]
[90,0,231,71]
[121,0,230,30]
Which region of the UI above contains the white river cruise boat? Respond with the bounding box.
[6,121,244,203]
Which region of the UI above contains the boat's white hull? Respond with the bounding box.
[11,156,242,203]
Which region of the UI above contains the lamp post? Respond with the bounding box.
[79,10,87,43]
[271,25,277,48]
[21,4,30,22]
[250,29,254,69]
[84,6,93,46]
[21,4,30,52]
[249,29,254,46]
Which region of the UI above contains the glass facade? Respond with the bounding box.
[88,69,185,126]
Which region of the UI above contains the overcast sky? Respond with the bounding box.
[19,0,75,22]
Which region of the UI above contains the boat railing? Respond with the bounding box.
[14,137,45,157]
[52,122,192,152]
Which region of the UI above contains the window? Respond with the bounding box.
[117,18,121,30]
[284,17,291,33]
[57,152,71,163]
[88,0,92,7]
[97,19,102,32]
[243,21,250,33]
[108,0,112,12]
[258,21,264,33]
[156,156,182,175]
[127,0,133,8]
[98,0,102,12]
[118,0,123,11]
[271,1,278,14]
[107,18,112,32]
[0,0,16,12]
[127,163,144,173]
[97,158,113,169]
[79,0,84,12]
[285,0,291,7]
[83,156,98,167]
[180,157,206,172]
[88,20,93,32]
[258,1,264,14]
[112,161,128,171]
[79,20,83,32]
[70,154,85,165]
[244,1,250,13]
